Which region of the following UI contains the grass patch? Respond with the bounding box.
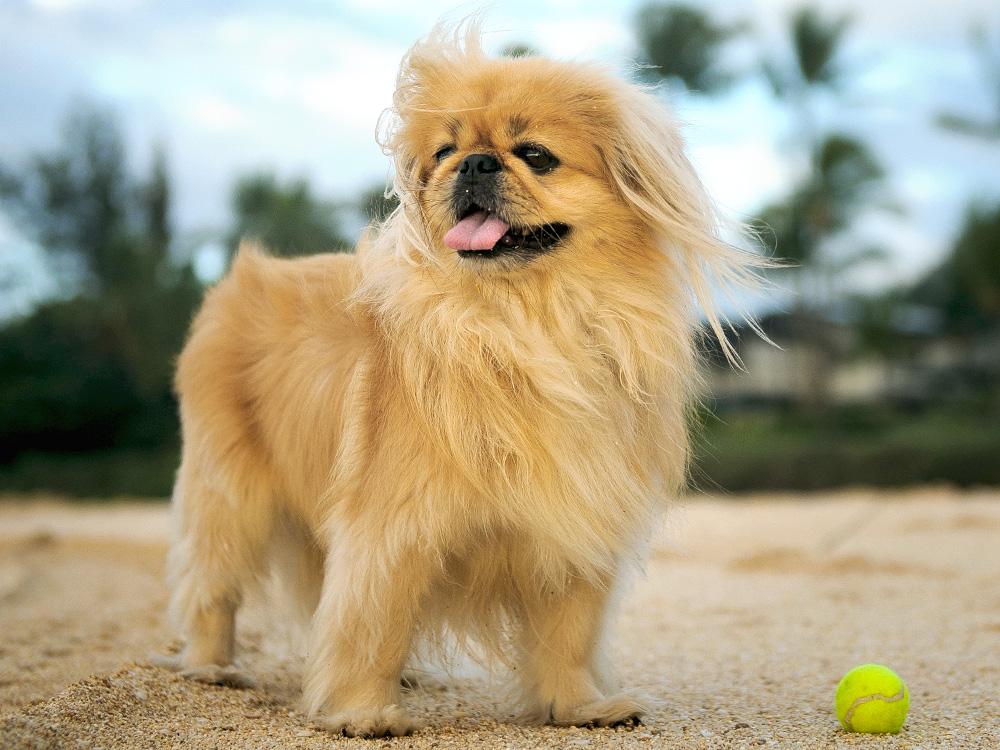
[0,445,178,499]
[693,406,1000,492]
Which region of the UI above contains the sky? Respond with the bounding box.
[1,0,998,314]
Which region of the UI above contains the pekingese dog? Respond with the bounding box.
[165,22,756,738]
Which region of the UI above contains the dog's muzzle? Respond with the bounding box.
[451,153,504,218]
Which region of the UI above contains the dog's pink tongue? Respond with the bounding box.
[443,211,510,251]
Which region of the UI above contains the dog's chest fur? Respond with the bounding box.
[336,269,691,577]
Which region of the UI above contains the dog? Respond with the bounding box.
[164,22,758,738]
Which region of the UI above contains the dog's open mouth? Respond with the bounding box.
[444,208,570,259]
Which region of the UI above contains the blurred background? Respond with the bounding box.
[1,0,998,498]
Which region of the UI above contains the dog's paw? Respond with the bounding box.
[147,652,183,671]
[551,693,647,728]
[316,705,418,738]
[151,654,256,689]
[400,669,447,692]
[181,664,257,689]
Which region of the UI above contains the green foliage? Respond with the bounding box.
[790,7,851,89]
[753,134,883,265]
[0,446,179,498]
[635,3,744,93]
[145,146,171,260]
[0,299,140,458]
[910,203,1000,334]
[228,172,349,257]
[951,205,1000,319]
[0,104,361,499]
[694,406,1000,492]
[3,105,129,291]
[762,7,851,100]
[0,102,201,477]
[500,42,538,58]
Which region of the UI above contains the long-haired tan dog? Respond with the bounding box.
[166,24,757,738]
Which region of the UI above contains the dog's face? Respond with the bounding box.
[394,53,651,272]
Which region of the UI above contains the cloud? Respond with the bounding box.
[184,94,248,131]
[30,0,144,12]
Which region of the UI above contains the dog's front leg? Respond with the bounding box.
[303,528,432,738]
[518,571,647,727]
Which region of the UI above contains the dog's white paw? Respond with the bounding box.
[316,704,418,738]
[180,663,256,689]
[150,653,256,689]
[550,693,647,728]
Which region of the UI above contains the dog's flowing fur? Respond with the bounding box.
[166,24,759,737]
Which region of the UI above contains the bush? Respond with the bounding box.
[693,406,1000,492]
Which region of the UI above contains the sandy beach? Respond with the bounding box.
[1,488,998,749]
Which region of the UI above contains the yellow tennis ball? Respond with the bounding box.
[835,664,909,734]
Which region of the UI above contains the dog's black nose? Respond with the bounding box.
[458,153,501,175]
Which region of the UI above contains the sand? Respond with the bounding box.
[1,488,998,749]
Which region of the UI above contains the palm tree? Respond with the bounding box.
[761,7,851,149]
[764,8,851,91]
[754,134,884,269]
[755,8,887,294]
[635,3,745,94]
[754,8,889,409]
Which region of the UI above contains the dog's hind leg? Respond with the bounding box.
[161,465,273,688]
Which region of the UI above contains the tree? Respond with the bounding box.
[754,8,887,299]
[912,204,1000,335]
[227,172,349,258]
[635,3,745,93]
[145,145,171,262]
[754,134,884,269]
[752,8,889,410]
[1,104,129,292]
[764,7,851,94]
[0,102,201,472]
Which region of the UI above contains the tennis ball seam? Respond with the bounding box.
[842,688,906,732]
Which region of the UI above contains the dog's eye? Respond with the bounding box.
[513,144,559,172]
[434,145,456,162]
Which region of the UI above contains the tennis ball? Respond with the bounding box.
[835,664,909,734]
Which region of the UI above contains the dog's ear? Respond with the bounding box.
[603,85,723,257]
[603,84,767,362]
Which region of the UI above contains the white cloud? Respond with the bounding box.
[692,138,794,216]
[508,16,634,61]
[184,95,248,132]
[30,0,146,12]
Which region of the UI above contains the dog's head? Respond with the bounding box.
[377,23,759,350]
[385,27,685,265]
[396,55,627,269]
